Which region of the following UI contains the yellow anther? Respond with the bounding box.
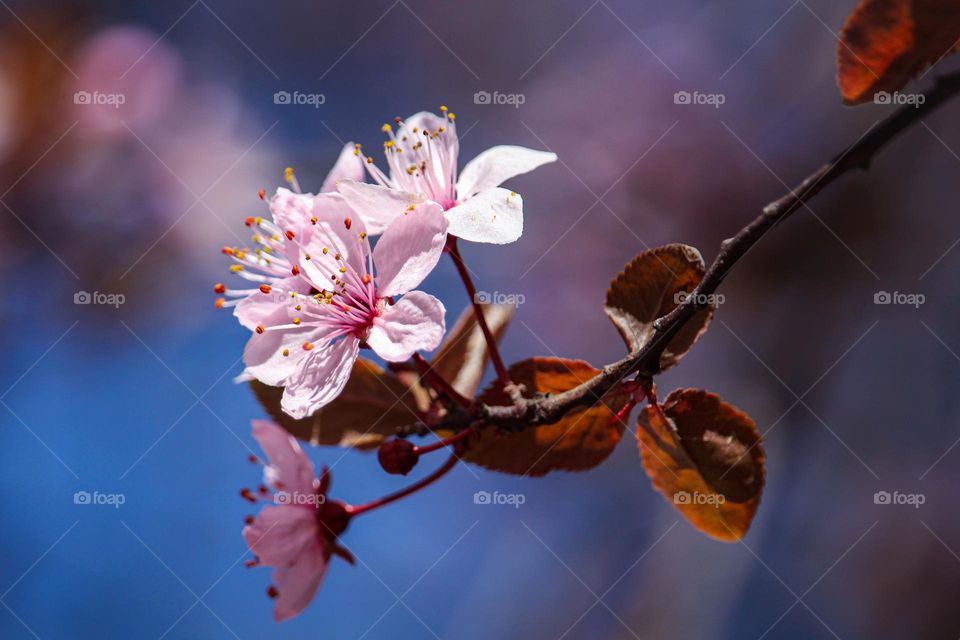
[440,105,448,112]
[284,167,295,183]
[339,266,347,273]
[230,265,244,272]
[282,349,289,357]
[292,317,301,325]
[381,123,392,133]
[322,247,329,255]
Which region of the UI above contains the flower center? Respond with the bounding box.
[360,107,460,206]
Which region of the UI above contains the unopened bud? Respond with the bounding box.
[377,439,419,475]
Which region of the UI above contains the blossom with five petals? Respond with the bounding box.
[242,420,354,622]
[338,108,556,244]
[239,197,448,419]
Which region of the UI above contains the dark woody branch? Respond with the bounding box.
[404,69,960,437]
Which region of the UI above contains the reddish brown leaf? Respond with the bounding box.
[465,358,631,476]
[838,0,960,104]
[431,303,514,398]
[250,358,422,449]
[637,389,765,541]
[604,244,713,371]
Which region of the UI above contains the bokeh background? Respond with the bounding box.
[2,0,959,638]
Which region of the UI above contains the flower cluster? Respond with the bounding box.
[220,107,556,620]
[216,108,555,419]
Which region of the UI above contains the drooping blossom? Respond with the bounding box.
[239,196,448,419]
[242,420,354,622]
[214,145,364,324]
[338,108,557,244]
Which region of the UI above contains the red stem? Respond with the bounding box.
[446,237,511,386]
[415,426,476,455]
[347,454,459,517]
[411,352,472,408]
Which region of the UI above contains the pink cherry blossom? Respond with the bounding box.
[338,108,557,244]
[242,420,354,622]
[239,197,448,419]
[214,144,364,327]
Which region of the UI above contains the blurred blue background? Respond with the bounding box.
[2,0,960,638]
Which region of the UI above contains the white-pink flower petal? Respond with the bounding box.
[243,503,318,566]
[281,337,360,419]
[234,276,309,332]
[271,541,330,622]
[250,420,317,495]
[445,187,524,244]
[320,142,365,193]
[243,326,327,387]
[367,291,445,362]
[456,145,557,200]
[337,180,425,235]
[373,202,448,297]
[268,188,315,237]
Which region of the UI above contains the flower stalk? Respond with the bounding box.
[348,454,460,517]
[445,236,512,387]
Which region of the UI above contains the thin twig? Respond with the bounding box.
[419,69,960,435]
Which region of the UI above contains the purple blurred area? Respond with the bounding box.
[1,0,959,638]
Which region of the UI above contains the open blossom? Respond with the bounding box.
[239,196,448,419]
[214,143,364,322]
[338,108,557,244]
[242,420,354,622]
